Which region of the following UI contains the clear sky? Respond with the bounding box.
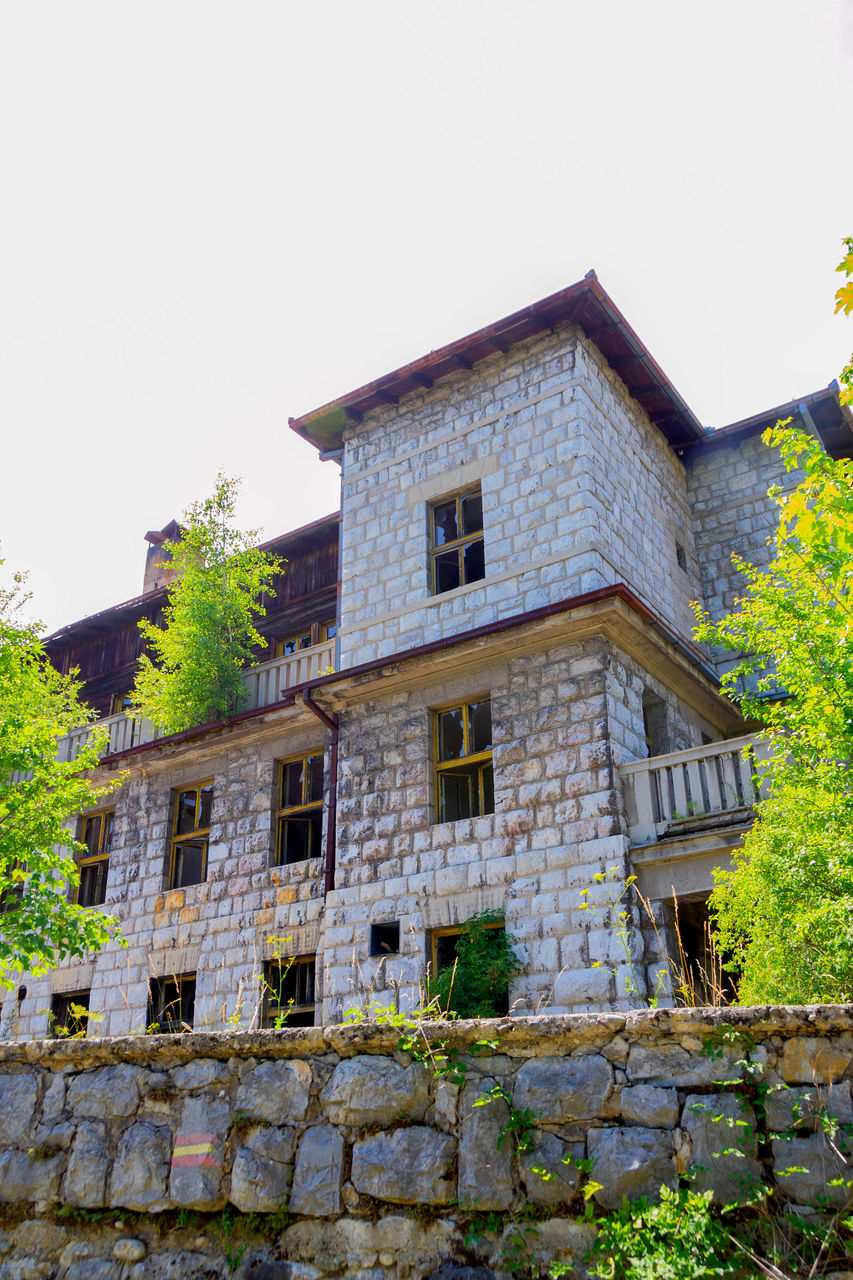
[1,1,851,634]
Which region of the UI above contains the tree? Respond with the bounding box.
[131,474,280,735]
[427,910,521,1018]
[836,235,853,407]
[694,424,853,1003]
[0,566,122,989]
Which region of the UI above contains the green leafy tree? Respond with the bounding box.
[427,909,521,1018]
[0,567,122,988]
[836,235,853,406]
[694,424,853,1002]
[131,474,280,735]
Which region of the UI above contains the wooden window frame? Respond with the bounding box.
[434,698,494,823]
[276,753,324,865]
[429,921,504,978]
[262,955,316,1027]
[168,782,213,889]
[275,620,337,658]
[429,484,485,596]
[48,990,91,1037]
[77,809,114,908]
[147,974,196,1033]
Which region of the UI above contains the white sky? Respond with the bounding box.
[1,1,851,634]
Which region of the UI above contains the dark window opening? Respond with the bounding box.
[262,956,316,1028]
[277,755,324,864]
[370,921,400,956]
[435,699,494,822]
[169,783,213,888]
[669,896,736,1006]
[430,486,486,595]
[429,924,510,1016]
[675,542,688,572]
[49,990,91,1038]
[642,694,669,758]
[78,810,114,907]
[148,975,196,1033]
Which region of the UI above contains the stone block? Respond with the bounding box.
[230,1124,295,1213]
[289,1124,345,1216]
[682,1094,762,1203]
[457,1078,513,1210]
[513,1055,612,1123]
[169,1093,230,1209]
[0,1074,38,1145]
[171,1059,234,1093]
[779,1037,853,1085]
[0,1148,65,1203]
[321,1056,430,1125]
[64,1120,109,1208]
[620,1084,680,1129]
[67,1064,145,1118]
[552,967,612,1008]
[109,1121,172,1211]
[235,1060,312,1124]
[587,1127,676,1208]
[773,1133,852,1207]
[626,1043,741,1087]
[766,1080,853,1133]
[351,1127,456,1203]
[521,1133,583,1205]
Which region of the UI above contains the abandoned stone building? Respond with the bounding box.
[7,272,852,1040]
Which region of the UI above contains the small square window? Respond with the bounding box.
[434,698,494,822]
[49,990,91,1038]
[148,975,196,1033]
[430,485,485,595]
[262,956,316,1027]
[168,783,213,889]
[370,922,400,956]
[277,754,324,864]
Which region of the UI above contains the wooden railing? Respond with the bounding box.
[618,733,769,846]
[55,638,335,765]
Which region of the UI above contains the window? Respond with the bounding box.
[428,920,510,1016]
[168,782,213,888]
[434,698,494,822]
[322,620,337,641]
[370,921,400,956]
[275,620,337,656]
[78,810,113,907]
[49,990,90,1038]
[148,975,196,1033]
[276,754,324,864]
[262,956,316,1027]
[675,542,688,573]
[430,485,485,595]
[111,691,133,715]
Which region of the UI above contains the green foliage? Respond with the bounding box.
[694,424,853,1003]
[836,235,853,407]
[0,564,123,987]
[589,1186,739,1279]
[131,473,280,734]
[426,909,521,1019]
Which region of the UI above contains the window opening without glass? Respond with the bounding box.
[434,698,494,822]
[169,782,213,888]
[429,922,510,1015]
[430,485,485,595]
[262,956,316,1027]
[277,754,324,864]
[78,810,114,907]
[148,975,196,1033]
[370,921,400,956]
[49,990,90,1037]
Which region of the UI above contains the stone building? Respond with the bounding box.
[6,273,852,1039]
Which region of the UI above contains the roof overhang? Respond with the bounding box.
[288,273,705,453]
[700,384,853,459]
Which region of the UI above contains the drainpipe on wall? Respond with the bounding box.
[301,691,339,896]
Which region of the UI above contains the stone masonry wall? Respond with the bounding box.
[337,326,703,670]
[0,1007,851,1279]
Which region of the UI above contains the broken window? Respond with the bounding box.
[430,485,485,595]
[370,921,400,956]
[49,990,91,1038]
[148,974,196,1033]
[277,754,324,864]
[262,956,316,1027]
[168,782,213,888]
[428,921,510,1016]
[77,810,113,907]
[275,629,313,657]
[435,698,494,822]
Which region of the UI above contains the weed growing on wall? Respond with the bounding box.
[426,909,521,1018]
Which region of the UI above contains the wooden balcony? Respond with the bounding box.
[618,733,769,847]
[56,638,335,765]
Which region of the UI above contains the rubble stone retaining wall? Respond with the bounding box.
[0,1006,851,1279]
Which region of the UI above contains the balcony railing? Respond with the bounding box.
[618,733,769,846]
[56,638,335,765]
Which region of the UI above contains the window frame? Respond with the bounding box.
[48,990,91,1038]
[168,781,214,889]
[77,809,114,908]
[275,619,337,658]
[276,752,325,865]
[147,974,196,1033]
[433,697,494,823]
[262,955,317,1028]
[429,484,485,596]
